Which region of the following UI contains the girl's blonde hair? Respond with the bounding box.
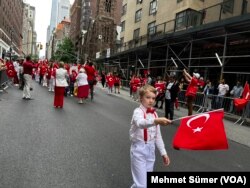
[59,61,64,68]
[139,84,157,98]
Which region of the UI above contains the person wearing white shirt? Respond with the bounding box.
[76,68,89,103]
[54,61,68,108]
[229,81,243,113]
[216,79,229,108]
[129,85,171,188]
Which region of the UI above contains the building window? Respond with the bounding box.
[136,0,143,4]
[148,21,156,35]
[135,9,142,22]
[105,0,112,13]
[222,0,234,14]
[122,4,127,16]
[102,26,110,43]
[149,0,157,15]
[176,11,186,29]
[133,28,140,39]
[177,0,183,3]
[83,2,90,6]
[121,21,125,32]
[175,9,202,29]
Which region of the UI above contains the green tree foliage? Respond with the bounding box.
[29,54,39,62]
[53,38,77,63]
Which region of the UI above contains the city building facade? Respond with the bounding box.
[82,0,122,61]
[69,0,82,62]
[0,0,23,59]
[22,3,36,57]
[48,0,70,41]
[54,18,71,54]
[46,0,70,59]
[96,0,250,87]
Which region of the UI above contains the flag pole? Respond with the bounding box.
[170,108,224,123]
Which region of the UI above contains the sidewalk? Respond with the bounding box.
[98,84,250,148]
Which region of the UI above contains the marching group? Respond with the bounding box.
[0,57,126,108]
[0,57,97,107]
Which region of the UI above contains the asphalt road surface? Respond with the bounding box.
[0,82,250,188]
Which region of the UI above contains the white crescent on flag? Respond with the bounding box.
[186,114,210,133]
[246,92,249,100]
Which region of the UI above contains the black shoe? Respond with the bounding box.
[22,97,26,100]
[26,98,34,100]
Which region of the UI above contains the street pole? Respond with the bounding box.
[10,30,13,61]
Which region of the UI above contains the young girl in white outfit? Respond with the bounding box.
[129,84,171,188]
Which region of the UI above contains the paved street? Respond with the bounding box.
[1,82,250,188]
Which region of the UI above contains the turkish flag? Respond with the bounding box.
[173,109,228,150]
[242,82,250,100]
[234,82,250,111]
[234,98,248,111]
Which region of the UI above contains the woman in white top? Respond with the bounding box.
[76,68,89,103]
[54,61,68,108]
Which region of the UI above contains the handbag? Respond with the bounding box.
[74,86,78,96]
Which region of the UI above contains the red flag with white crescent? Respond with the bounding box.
[234,82,250,111]
[242,81,250,100]
[173,109,228,150]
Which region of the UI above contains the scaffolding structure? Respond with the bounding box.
[96,0,250,85]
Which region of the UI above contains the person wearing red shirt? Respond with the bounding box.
[131,75,141,101]
[39,63,47,85]
[84,59,96,100]
[154,76,166,109]
[183,69,200,115]
[106,72,114,94]
[22,56,35,100]
[69,70,78,96]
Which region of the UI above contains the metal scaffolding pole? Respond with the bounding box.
[164,44,169,78]
[148,47,152,71]
[188,40,193,72]
[220,34,228,79]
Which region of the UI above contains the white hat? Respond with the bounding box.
[193,72,200,79]
[79,68,85,73]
